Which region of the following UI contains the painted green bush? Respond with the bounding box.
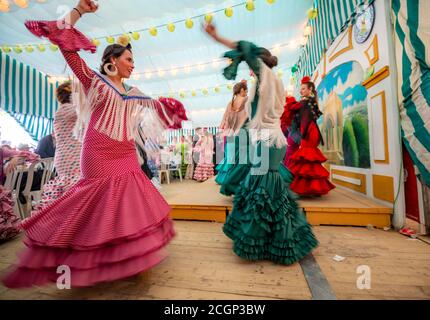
[351,113,370,168]
[342,118,359,167]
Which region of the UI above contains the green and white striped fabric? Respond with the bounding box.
[296,0,375,79]
[167,127,221,143]
[10,112,53,142]
[0,52,58,141]
[392,0,430,186]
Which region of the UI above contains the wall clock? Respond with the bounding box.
[354,3,375,44]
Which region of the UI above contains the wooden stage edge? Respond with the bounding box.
[163,178,393,228]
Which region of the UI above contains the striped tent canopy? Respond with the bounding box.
[10,112,53,142]
[392,0,430,186]
[0,51,58,141]
[166,126,221,144]
[295,0,375,80]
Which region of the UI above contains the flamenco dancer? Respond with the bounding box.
[280,94,303,168]
[215,81,249,195]
[193,132,215,182]
[204,23,318,265]
[2,0,187,288]
[288,77,335,196]
[34,81,82,211]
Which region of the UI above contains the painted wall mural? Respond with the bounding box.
[317,61,370,168]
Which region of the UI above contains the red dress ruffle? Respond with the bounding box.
[289,122,335,196]
[24,20,96,53]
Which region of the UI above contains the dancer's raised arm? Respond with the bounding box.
[24,0,98,92]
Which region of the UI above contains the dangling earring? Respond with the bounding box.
[104,63,118,76]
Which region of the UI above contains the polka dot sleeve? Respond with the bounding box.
[25,20,97,91]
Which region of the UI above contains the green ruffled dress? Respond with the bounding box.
[222,41,318,265]
[215,128,251,195]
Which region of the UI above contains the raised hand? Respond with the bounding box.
[77,0,99,14]
[204,22,217,39]
[203,22,236,50]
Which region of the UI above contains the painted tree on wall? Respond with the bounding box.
[351,113,370,168]
[317,61,370,168]
[342,119,359,167]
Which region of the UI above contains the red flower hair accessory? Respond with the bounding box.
[301,76,311,84]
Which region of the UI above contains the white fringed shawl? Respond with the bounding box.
[245,60,286,148]
[72,73,173,164]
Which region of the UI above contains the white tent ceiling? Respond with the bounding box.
[0,0,312,126]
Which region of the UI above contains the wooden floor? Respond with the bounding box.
[1,221,429,300]
[162,178,392,228]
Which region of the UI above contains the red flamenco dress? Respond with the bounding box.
[280,96,303,168]
[289,97,335,196]
[2,20,187,288]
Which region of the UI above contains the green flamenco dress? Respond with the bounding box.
[215,128,251,195]
[173,143,188,179]
[222,41,318,264]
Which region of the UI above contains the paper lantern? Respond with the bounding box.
[50,44,58,51]
[37,44,46,52]
[149,27,158,37]
[307,8,318,20]
[204,14,213,23]
[202,88,209,95]
[167,23,175,32]
[191,90,197,97]
[266,0,275,4]
[25,45,34,53]
[214,86,221,93]
[246,1,255,11]
[179,92,186,98]
[131,32,140,40]
[92,38,101,46]
[106,36,115,44]
[300,36,308,46]
[0,0,10,12]
[225,7,233,17]
[117,35,130,46]
[14,0,28,9]
[227,83,233,90]
[13,45,23,53]
[185,18,194,29]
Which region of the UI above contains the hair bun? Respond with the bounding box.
[270,56,278,68]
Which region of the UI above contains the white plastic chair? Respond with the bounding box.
[159,152,171,184]
[31,157,55,204]
[16,161,41,219]
[4,167,23,218]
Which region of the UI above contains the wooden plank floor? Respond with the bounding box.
[161,178,392,227]
[0,221,429,300]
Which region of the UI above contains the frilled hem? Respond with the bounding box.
[24,20,96,53]
[223,171,318,265]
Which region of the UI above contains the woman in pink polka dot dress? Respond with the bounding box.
[35,82,82,211]
[2,0,187,288]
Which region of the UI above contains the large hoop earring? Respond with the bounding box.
[103,63,118,76]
